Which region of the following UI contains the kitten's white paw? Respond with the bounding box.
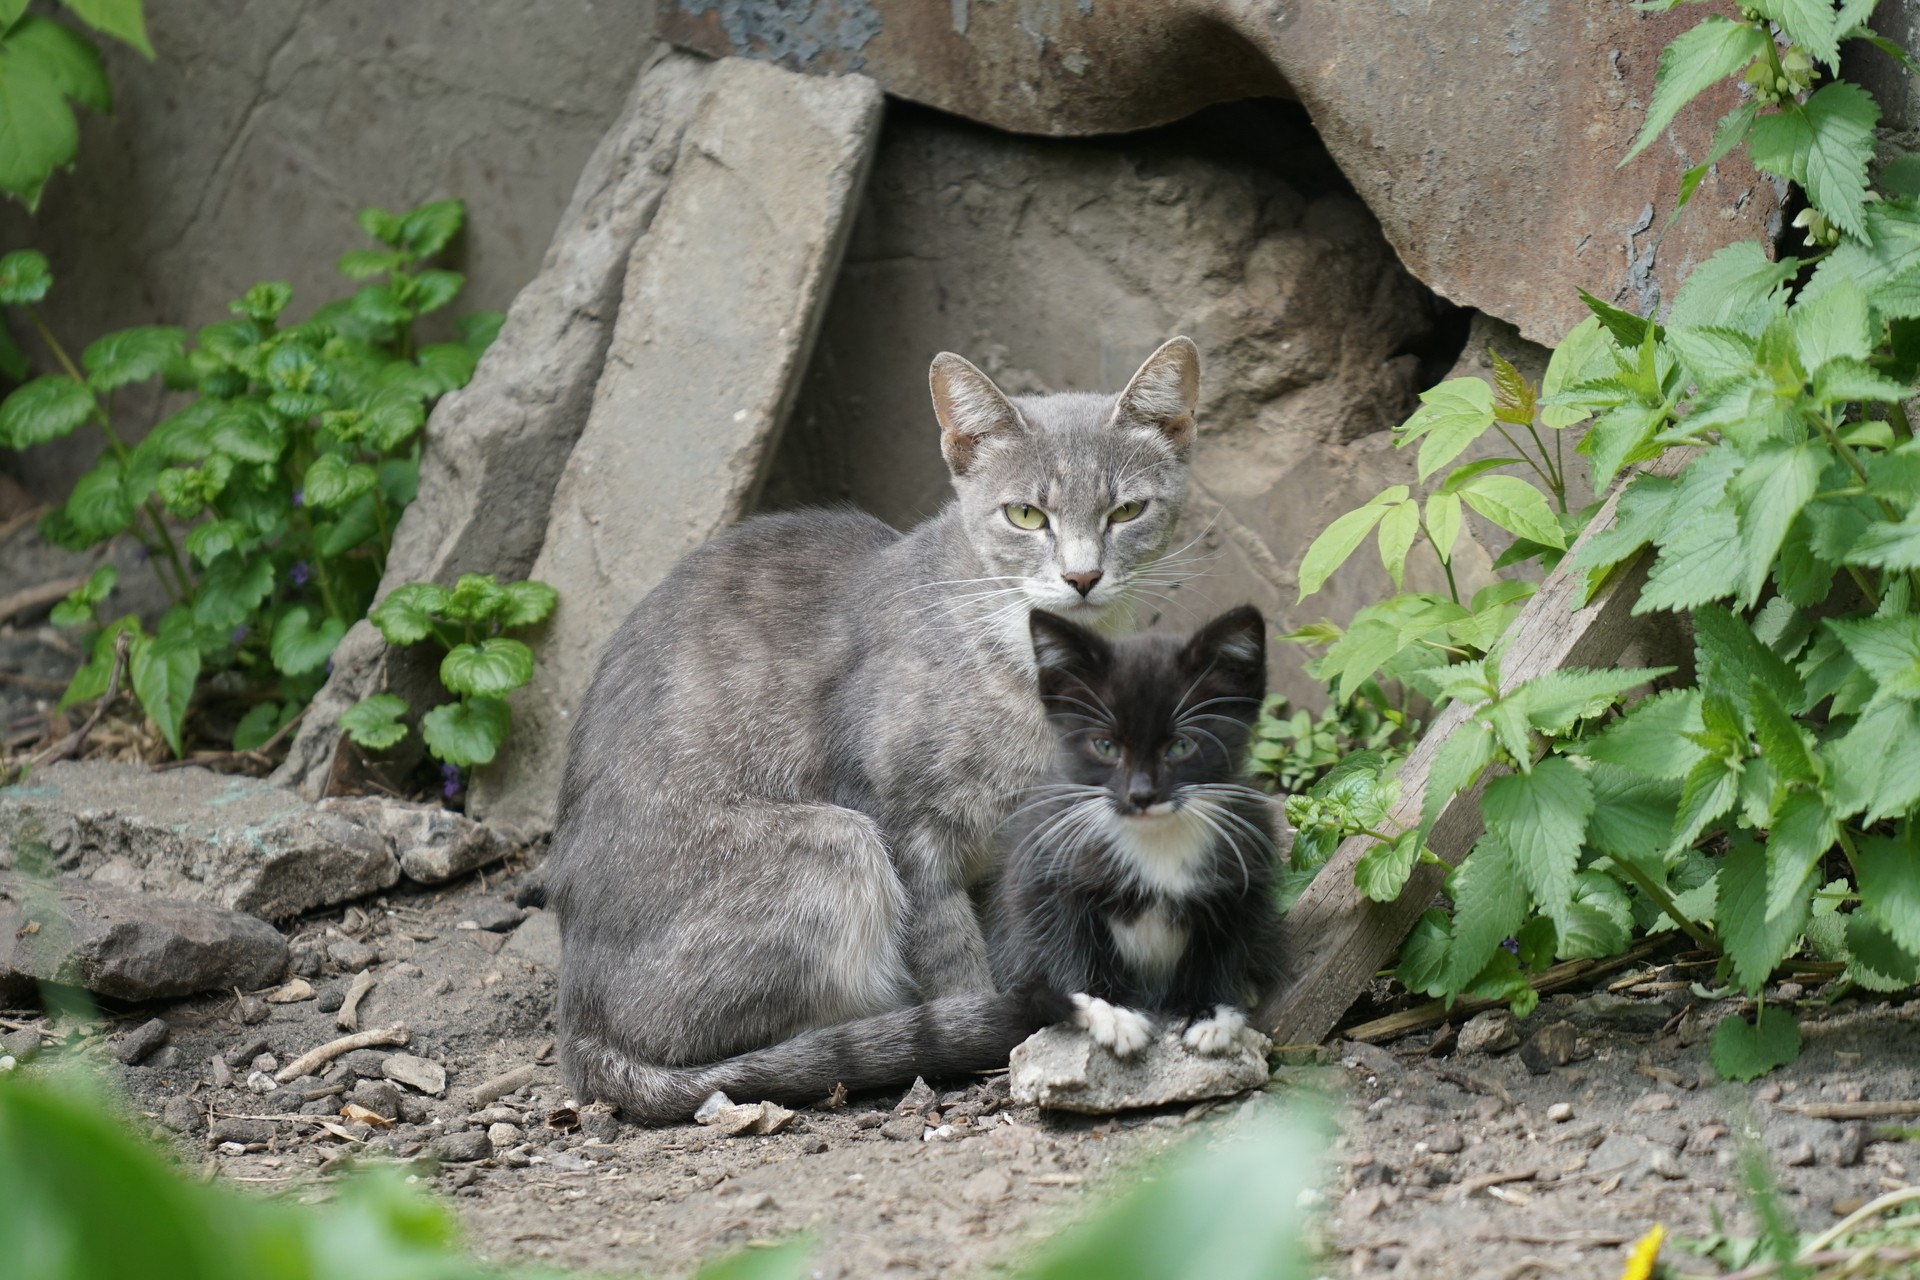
[1071,992,1154,1058]
[1183,1005,1248,1056]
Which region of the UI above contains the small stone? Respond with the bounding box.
[328,939,379,971]
[1517,1021,1584,1075]
[853,1112,885,1130]
[1684,1125,1725,1156]
[264,978,314,1004]
[488,1122,524,1149]
[350,1078,403,1121]
[503,1146,532,1168]
[879,1115,925,1142]
[1782,1142,1816,1168]
[246,1071,276,1094]
[2,1028,40,1061]
[147,1045,184,1071]
[1547,1102,1574,1123]
[1648,1149,1685,1180]
[161,1096,203,1133]
[1629,1091,1677,1115]
[464,900,526,933]
[225,1038,269,1069]
[315,981,346,1013]
[694,1091,733,1124]
[579,1109,621,1143]
[250,1052,279,1075]
[895,1076,937,1114]
[338,1049,391,1078]
[1822,1123,1868,1169]
[428,1130,493,1163]
[1642,1121,1687,1154]
[754,1101,795,1135]
[549,1150,591,1171]
[381,1053,447,1097]
[1457,1011,1520,1056]
[234,995,269,1025]
[467,930,508,955]
[292,950,324,979]
[209,1116,275,1145]
[114,1017,170,1065]
[1427,1128,1466,1155]
[209,1056,233,1088]
[1009,1021,1272,1113]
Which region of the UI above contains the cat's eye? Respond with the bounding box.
[1005,502,1049,531]
[1108,500,1146,524]
[1089,736,1119,761]
[1164,736,1196,761]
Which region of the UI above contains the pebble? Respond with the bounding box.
[209,1116,276,1145]
[209,1056,233,1088]
[1547,1102,1574,1123]
[2,1028,39,1060]
[579,1110,622,1143]
[250,1052,279,1076]
[234,995,269,1025]
[328,939,379,970]
[1517,1022,1584,1075]
[381,1053,447,1096]
[1781,1142,1817,1168]
[147,1045,184,1071]
[350,1078,403,1121]
[161,1096,203,1134]
[895,1077,937,1114]
[549,1150,591,1171]
[1457,1011,1521,1056]
[245,1071,277,1094]
[224,1038,269,1069]
[463,900,526,933]
[880,1115,926,1142]
[488,1122,525,1149]
[264,978,314,1004]
[114,1017,170,1065]
[428,1130,493,1163]
[1822,1123,1868,1169]
[338,1049,392,1078]
[1648,1149,1685,1180]
[315,981,347,1014]
[1629,1091,1677,1114]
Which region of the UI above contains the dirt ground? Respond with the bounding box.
[5,859,1907,1280]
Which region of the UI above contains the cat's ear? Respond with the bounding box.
[930,353,1023,476]
[1184,604,1267,692]
[1029,610,1110,685]
[1111,337,1200,454]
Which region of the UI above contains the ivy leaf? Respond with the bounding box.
[340,693,410,752]
[369,583,451,646]
[302,453,379,510]
[0,375,92,448]
[1376,499,1419,590]
[60,0,154,57]
[1710,1008,1802,1082]
[1624,17,1769,164]
[1719,834,1809,995]
[497,579,558,630]
[421,696,510,767]
[192,554,274,631]
[130,631,199,756]
[232,700,297,752]
[1856,835,1920,959]
[398,199,465,257]
[1459,474,1567,550]
[1481,756,1593,922]
[1398,378,1495,481]
[270,607,346,677]
[440,638,534,698]
[1353,830,1422,904]
[82,325,185,393]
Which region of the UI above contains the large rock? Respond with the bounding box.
[658,0,1778,345]
[0,871,288,1003]
[275,52,720,800]
[470,58,885,831]
[1,763,397,920]
[1009,1021,1273,1113]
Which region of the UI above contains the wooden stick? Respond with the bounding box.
[1775,1100,1920,1121]
[336,969,375,1032]
[0,574,86,626]
[1260,451,1693,1047]
[273,1024,409,1084]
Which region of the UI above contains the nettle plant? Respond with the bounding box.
[0,200,516,758]
[1289,0,1920,1078]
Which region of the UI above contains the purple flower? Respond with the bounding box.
[290,561,311,587]
[230,625,250,646]
[441,763,462,799]
[292,488,304,508]
[1500,938,1521,955]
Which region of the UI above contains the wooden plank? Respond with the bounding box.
[1259,451,1691,1047]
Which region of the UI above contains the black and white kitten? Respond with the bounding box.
[987,604,1285,1058]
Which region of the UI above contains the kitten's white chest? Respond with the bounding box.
[1107,904,1188,978]
[1106,809,1213,896]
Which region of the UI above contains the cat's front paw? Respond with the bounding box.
[1070,992,1154,1058]
[1182,1005,1248,1056]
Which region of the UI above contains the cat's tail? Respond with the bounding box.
[565,988,1066,1125]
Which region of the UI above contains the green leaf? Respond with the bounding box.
[337,249,406,280]
[1489,350,1536,427]
[340,693,410,752]
[1395,909,1453,997]
[14,16,109,114]
[1765,790,1834,923]
[0,375,92,447]
[439,638,534,698]
[444,572,510,622]
[62,460,133,540]
[81,324,185,393]
[458,310,505,354]
[497,579,558,629]
[1398,377,1495,481]
[191,553,273,631]
[1459,474,1567,550]
[421,696,510,767]
[1376,499,1418,590]
[1750,680,1818,786]
[1788,278,1872,374]
[230,281,292,325]
[410,269,463,315]
[1516,667,1673,736]
[1296,501,1390,600]
[1578,690,1707,779]
[398,199,465,256]
[1481,756,1593,922]
[0,248,50,304]
[357,205,403,246]
[302,453,378,510]
[232,700,296,752]
[1674,102,1761,219]
[1847,508,1920,571]
[0,46,77,207]
[1354,830,1422,904]
[1671,753,1741,854]
[1811,357,1912,406]
[369,583,450,646]
[1720,833,1809,995]
[1442,834,1530,993]
[271,607,346,677]
[1844,912,1920,991]
[1750,83,1878,239]
[1710,1008,1802,1082]
[415,342,477,395]
[1824,699,1920,821]
[1585,763,1682,870]
[1555,870,1634,960]
[208,403,286,464]
[1669,241,1800,332]
[1856,834,1920,959]
[59,614,138,708]
[1624,17,1769,164]
[1827,614,1920,706]
[1422,718,1497,837]
[1754,0,1840,67]
[59,0,153,57]
[1580,290,1657,350]
[1635,507,1744,614]
[1730,444,1822,608]
[1540,317,1614,428]
[130,632,198,756]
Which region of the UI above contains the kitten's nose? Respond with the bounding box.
[1127,775,1156,810]
[1062,570,1102,597]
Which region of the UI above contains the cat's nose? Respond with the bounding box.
[1062,570,1103,597]
[1127,776,1156,810]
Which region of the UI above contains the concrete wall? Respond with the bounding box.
[3,0,657,496]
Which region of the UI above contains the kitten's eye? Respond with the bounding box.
[1005,502,1049,531]
[1089,737,1119,761]
[1108,500,1146,524]
[1164,736,1196,761]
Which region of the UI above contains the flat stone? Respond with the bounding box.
[1517,1021,1585,1076]
[0,763,396,919]
[428,1129,493,1163]
[878,1115,925,1142]
[502,910,560,973]
[1456,1011,1520,1056]
[327,940,379,971]
[273,52,721,801]
[114,1017,170,1065]
[382,1053,447,1097]
[209,1116,276,1146]
[316,798,516,885]
[264,978,314,1004]
[1008,1021,1271,1114]
[350,1078,403,1121]
[1426,1128,1465,1155]
[0,873,288,1002]
[161,1095,203,1134]
[472,57,885,832]
[462,899,525,933]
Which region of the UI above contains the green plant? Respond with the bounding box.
[1249,678,1417,796]
[0,199,504,758]
[346,573,557,770]
[1291,0,1920,1075]
[0,1,151,213]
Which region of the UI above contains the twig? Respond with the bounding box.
[336,969,375,1032]
[1800,1185,1920,1257]
[1776,1101,1920,1121]
[273,1024,409,1084]
[17,630,129,777]
[1680,1247,1920,1280]
[1433,1065,1514,1108]
[0,574,86,626]
[0,503,48,544]
[1454,1167,1537,1200]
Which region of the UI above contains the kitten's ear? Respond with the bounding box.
[1029,610,1109,685]
[930,352,1023,476]
[1184,604,1267,692]
[1111,336,1200,455]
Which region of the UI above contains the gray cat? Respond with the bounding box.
[548,338,1202,1122]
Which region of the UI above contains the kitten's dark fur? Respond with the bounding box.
[988,605,1285,1057]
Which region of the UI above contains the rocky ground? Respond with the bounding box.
[4,847,1918,1280]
